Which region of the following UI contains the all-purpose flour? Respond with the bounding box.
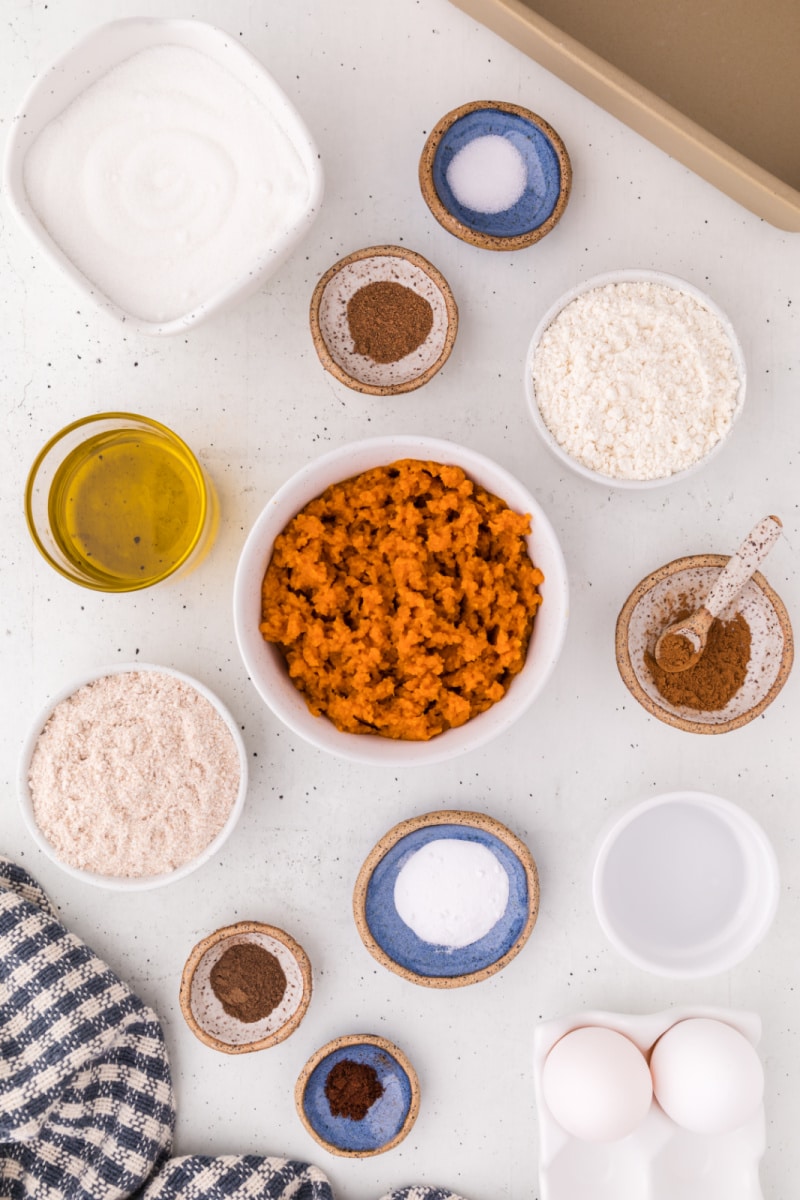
[28,671,240,878]
[24,44,310,323]
[532,281,741,480]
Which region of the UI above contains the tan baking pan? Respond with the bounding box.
[448,0,800,231]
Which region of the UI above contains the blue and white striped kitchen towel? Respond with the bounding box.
[0,858,468,1200]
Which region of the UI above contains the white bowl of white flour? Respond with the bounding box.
[525,270,746,487]
[19,663,248,890]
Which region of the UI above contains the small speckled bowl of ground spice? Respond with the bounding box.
[309,244,458,395]
[616,554,793,733]
[295,1034,419,1157]
[179,921,312,1053]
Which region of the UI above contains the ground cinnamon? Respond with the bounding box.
[656,632,697,671]
[324,1058,384,1120]
[347,281,433,363]
[209,942,287,1023]
[646,611,751,710]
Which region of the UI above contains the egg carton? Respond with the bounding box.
[532,1008,764,1200]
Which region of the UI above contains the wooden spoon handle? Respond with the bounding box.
[705,516,783,618]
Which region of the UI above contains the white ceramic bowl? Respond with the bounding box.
[233,435,569,766]
[3,18,323,335]
[592,791,779,977]
[18,663,248,891]
[524,269,746,489]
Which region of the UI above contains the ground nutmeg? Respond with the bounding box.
[646,611,751,711]
[347,280,433,363]
[209,941,287,1023]
[324,1058,384,1121]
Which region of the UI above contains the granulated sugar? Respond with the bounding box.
[28,670,241,878]
[532,280,741,480]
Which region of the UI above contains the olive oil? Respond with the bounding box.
[48,427,205,589]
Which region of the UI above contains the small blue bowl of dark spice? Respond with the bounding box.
[295,1034,420,1157]
[419,100,571,250]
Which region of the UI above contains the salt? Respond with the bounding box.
[393,839,510,949]
[446,135,527,214]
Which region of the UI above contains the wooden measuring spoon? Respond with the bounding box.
[654,516,783,673]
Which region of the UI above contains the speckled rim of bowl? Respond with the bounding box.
[17,662,249,890]
[295,1033,420,1157]
[418,100,572,251]
[179,920,312,1054]
[232,434,569,768]
[524,269,747,489]
[3,18,324,336]
[353,810,540,988]
[591,792,780,977]
[615,554,794,733]
[308,244,458,395]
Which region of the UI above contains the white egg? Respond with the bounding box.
[650,1018,764,1135]
[542,1026,653,1142]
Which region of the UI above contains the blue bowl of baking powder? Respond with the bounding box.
[354,811,540,986]
[420,101,571,249]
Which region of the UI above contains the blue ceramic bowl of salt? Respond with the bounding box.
[353,810,540,987]
[419,101,571,250]
[296,1035,419,1157]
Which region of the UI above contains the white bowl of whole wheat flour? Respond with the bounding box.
[19,663,248,890]
[525,270,746,488]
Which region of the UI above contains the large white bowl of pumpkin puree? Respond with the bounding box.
[3,18,324,335]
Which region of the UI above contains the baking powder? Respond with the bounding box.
[532,280,741,480]
[393,839,510,948]
[28,671,241,878]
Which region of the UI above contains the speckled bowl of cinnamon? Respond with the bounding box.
[615,554,793,734]
[309,244,458,395]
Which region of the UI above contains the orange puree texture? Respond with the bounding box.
[259,459,544,740]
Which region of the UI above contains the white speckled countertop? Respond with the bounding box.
[1,2,798,1198]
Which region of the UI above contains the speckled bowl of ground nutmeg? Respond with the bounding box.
[309,245,458,395]
[180,920,312,1054]
[233,435,569,766]
[616,554,793,733]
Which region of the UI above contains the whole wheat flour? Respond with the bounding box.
[28,670,241,878]
[532,280,741,480]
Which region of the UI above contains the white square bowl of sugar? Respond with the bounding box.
[524,269,747,489]
[3,18,324,335]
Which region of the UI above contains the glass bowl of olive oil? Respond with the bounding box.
[26,413,215,591]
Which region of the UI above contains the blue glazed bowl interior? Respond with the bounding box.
[302,1042,413,1153]
[364,822,530,978]
[431,108,563,238]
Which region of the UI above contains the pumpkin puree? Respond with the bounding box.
[260,459,543,740]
